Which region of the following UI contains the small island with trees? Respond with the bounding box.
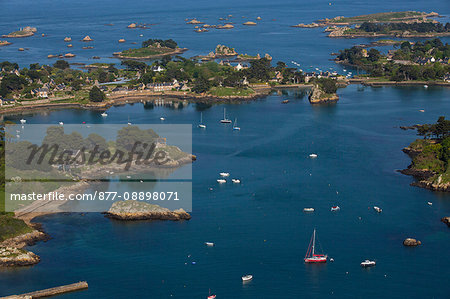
[401,116,450,192]
[113,39,188,60]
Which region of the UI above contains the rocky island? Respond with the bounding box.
[401,117,450,192]
[105,201,191,221]
[113,38,187,60]
[293,11,440,28]
[308,78,339,104]
[2,26,37,38]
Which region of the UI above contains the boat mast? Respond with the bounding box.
[312,229,316,256]
[224,108,226,119]
[200,112,203,123]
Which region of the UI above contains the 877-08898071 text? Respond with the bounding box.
[95,191,180,201]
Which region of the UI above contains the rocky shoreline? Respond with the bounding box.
[0,224,49,267]
[400,144,450,192]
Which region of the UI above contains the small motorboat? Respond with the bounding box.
[219,172,230,177]
[217,179,226,184]
[373,206,382,213]
[101,112,108,117]
[427,202,432,206]
[303,208,315,212]
[282,99,289,104]
[424,85,428,88]
[309,153,318,158]
[59,121,64,125]
[331,206,340,211]
[20,119,26,124]
[419,109,425,112]
[232,179,241,184]
[242,275,253,282]
[361,260,376,267]
[128,122,132,126]
[160,117,165,121]
[205,242,215,246]
[329,258,334,262]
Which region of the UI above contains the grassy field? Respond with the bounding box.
[330,11,424,24]
[209,87,255,97]
[120,47,174,58]
[0,214,33,242]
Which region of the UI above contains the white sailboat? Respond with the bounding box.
[20,119,26,124]
[233,118,240,130]
[198,112,206,128]
[220,108,232,123]
[101,112,108,117]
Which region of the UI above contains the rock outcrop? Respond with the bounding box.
[442,217,450,227]
[64,37,72,42]
[217,24,234,29]
[0,247,40,267]
[105,201,191,221]
[187,18,204,24]
[0,230,48,249]
[308,84,339,104]
[243,21,257,26]
[403,238,421,246]
[82,35,93,42]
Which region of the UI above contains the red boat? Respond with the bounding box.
[304,229,327,263]
[207,289,216,299]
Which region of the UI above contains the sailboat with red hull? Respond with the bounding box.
[304,229,327,263]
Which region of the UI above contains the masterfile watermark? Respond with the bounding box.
[4,124,193,213]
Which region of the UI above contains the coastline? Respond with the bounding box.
[0,84,311,116]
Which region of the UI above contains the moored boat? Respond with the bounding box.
[309,153,318,158]
[20,119,26,124]
[205,242,215,246]
[198,112,206,128]
[331,206,340,211]
[242,274,253,282]
[373,206,382,213]
[361,260,376,267]
[217,179,226,184]
[304,229,327,263]
[220,172,230,177]
[303,208,315,212]
[233,118,240,130]
[220,108,232,123]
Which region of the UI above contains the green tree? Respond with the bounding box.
[89,86,106,102]
[192,77,210,93]
[53,60,70,70]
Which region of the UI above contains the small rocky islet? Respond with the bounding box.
[104,201,191,221]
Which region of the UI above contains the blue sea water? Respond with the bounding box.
[1,0,450,298]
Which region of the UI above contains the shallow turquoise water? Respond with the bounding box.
[1,0,450,297]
